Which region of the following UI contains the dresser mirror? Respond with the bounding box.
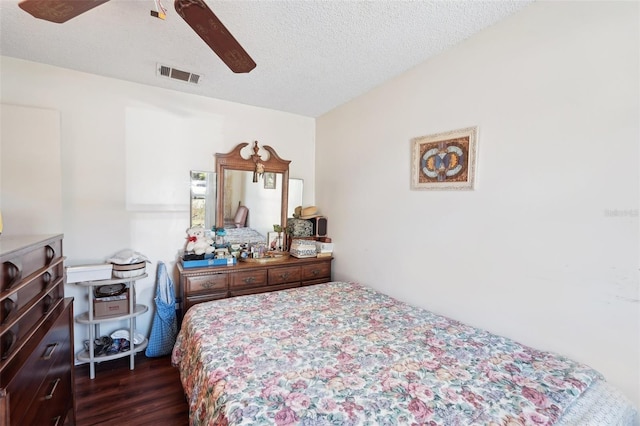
[210,142,292,239]
[190,170,217,229]
[190,172,303,234]
[288,178,303,217]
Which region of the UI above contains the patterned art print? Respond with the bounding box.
[411,126,478,190]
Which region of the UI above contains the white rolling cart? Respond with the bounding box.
[74,274,149,379]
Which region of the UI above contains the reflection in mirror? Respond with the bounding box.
[288,179,303,218]
[190,171,216,229]
[223,170,283,237]
[190,170,301,238]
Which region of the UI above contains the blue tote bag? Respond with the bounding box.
[145,261,178,357]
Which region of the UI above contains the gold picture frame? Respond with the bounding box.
[411,126,478,190]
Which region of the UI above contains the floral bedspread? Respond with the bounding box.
[172,282,601,426]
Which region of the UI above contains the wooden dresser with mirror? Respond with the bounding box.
[179,142,332,319]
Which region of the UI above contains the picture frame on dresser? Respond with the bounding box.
[267,231,284,251]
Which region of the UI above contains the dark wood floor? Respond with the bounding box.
[74,354,189,425]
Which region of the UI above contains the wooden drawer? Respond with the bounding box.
[230,270,268,290]
[20,370,72,426]
[5,300,71,425]
[268,266,300,285]
[1,237,62,293]
[1,287,64,363]
[231,282,298,297]
[184,273,228,295]
[301,278,330,287]
[301,262,331,281]
[2,271,63,325]
[184,293,228,313]
[13,267,56,312]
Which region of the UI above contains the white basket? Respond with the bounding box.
[111,262,146,278]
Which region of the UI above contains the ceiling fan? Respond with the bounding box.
[17,0,256,73]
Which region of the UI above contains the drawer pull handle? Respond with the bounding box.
[279,272,290,279]
[201,281,217,289]
[2,261,22,288]
[1,331,16,360]
[45,245,56,263]
[42,343,58,360]
[45,378,61,400]
[311,269,320,276]
[1,298,16,323]
[243,277,255,284]
[43,295,53,314]
[52,415,62,426]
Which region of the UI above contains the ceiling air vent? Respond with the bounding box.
[157,64,201,85]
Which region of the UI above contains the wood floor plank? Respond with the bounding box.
[74,354,189,425]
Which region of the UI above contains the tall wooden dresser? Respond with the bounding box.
[0,234,75,425]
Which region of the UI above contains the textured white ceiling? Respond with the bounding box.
[0,0,533,117]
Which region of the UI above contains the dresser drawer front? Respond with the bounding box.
[231,282,298,297]
[301,278,331,287]
[230,270,268,289]
[301,262,331,281]
[20,370,72,426]
[1,289,65,364]
[0,238,63,293]
[185,273,228,294]
[184,293,228,312]
[268,266,301,285]
[8,270,62,319]
[5,301,71,425]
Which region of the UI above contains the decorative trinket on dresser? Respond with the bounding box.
[184,226,215,255]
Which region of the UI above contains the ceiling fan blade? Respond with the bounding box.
[19,0,109,24]
[175,0,256,74]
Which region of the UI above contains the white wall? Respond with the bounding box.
[0,57,316,358]
[1,104,63,234]
[317,1,639,405]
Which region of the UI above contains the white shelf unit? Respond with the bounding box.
[75,274,149,379]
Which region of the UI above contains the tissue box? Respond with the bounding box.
[66,264,113,283]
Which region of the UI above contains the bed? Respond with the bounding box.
[172,282,638,425]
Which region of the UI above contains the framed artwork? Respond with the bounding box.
[264,172,276,189]
[267,231,284,251]
[411,126,478,190]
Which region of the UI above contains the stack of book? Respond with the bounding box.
[290,239,318,258]
[316,241,334,258]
